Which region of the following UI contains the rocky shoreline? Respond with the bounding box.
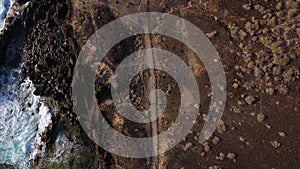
[0,0,105,168]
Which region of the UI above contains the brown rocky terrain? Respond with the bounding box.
[0,0,299,168]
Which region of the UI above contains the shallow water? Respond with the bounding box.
[0,67,52,169]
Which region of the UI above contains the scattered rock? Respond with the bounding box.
[239,136,250,145]
[239,30,248,40]
[242,4,252,10]
[237,100,245,106]
[243,81,255,90]
[265,123,272,129]
[232,106,242,114]
[278,132,286,137]
[184,143,193,151]
[212,136,221,145]
[239,43,245,49]
[288,9,300,19]
[276,2,284,10]
[247,61,255,70]
[245,96,258,105]
[266,88,275,95]
[209,165,222,169]
[228,23,240,35]
[281,56,291,66]
[285,0,299,9]
[271,141,281,148]
[254,4,265,13]
[282,68,299,82]
[216,152,225,161]
[203,142,211,152]
[257,113,266,122]
[217,121,228,134]
[206,31,218,38]
[260,36,284,55]
[254,67,263,78]
[245,22,255,35]
[267,16,277,27]
[277,85,289,94]
[228,92,236,99]
[227,152,237,161]
[232,83,239,89]
[203,114,208,122]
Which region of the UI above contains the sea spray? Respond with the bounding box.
[0,0,14,30]
[50,133,81,164]
[0,67,52,169]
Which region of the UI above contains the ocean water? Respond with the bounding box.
[0,0,13,30]
[0,67,52,169]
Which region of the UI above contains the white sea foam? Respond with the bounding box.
[0,0,15,30]
[0,67,52,169]
[51,133,81,164]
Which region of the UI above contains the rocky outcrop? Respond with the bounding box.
[1,0,106,168]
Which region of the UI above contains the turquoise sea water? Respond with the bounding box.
[0,67,52,169]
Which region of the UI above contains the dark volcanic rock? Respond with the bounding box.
[2,0,106,168]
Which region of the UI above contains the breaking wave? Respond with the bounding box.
[0,67,52,169]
